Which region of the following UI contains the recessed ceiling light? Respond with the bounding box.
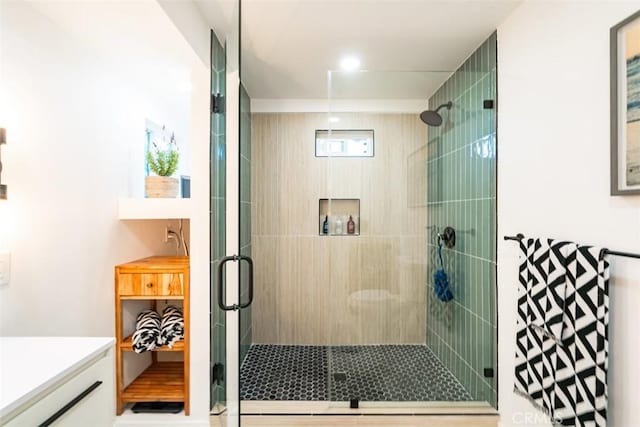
[340,56,361,71]
[328,116,340,123]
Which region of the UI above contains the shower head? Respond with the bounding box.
[420,101,452,126]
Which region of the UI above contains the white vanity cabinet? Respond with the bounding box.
[0,337,115,427]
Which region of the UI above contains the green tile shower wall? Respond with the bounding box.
[210,33,226,408]
[425,32,497,407]
[239,83,252,365]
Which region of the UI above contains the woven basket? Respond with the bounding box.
[145,176,179,198]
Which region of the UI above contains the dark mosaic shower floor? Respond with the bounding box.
[240,344,472,401]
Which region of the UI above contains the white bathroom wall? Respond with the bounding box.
[152,2,212,423]
[497,2,640,426]
[157,0,211,67]
[0,0,192,332]
[0,0,211,423]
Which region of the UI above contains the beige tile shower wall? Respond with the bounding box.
[252,113,428,345]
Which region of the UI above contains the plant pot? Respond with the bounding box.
[145,176,179,198]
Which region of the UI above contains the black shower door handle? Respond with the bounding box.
[217,255,254,311]
[238,255,254,309]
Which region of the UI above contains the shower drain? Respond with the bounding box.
[333,372,347,382]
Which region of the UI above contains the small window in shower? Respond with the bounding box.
[315,130,374,157]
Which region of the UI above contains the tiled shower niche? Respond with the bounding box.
[318,198,360,236]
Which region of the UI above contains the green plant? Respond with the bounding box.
[146,133,179,177]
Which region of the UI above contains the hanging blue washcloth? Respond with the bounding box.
[434,240,453,302]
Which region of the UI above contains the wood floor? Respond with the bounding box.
[212,414,499,426]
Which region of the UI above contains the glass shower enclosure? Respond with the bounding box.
[212,0,499,419]
[236,58,497,416]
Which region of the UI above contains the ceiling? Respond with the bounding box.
[197,0,522,100]
[28,0,197,102]
[329,70,453,100]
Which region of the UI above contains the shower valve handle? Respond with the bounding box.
[438,226,456,249]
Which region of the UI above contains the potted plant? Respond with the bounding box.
[145,133,180,198]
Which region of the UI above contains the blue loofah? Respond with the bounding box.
[433,241,454,302]
[434,269,453,301]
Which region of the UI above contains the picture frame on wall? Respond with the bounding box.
[611,10,640,195]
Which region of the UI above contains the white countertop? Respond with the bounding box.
[0,337,115,419]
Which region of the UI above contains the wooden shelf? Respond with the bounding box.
[118,198,192,220]
[120,336,185,352]
[119,295,184,301]
[117,256,189,271]
[115,256,190,415]
[121,362,184,402]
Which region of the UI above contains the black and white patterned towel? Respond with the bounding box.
[160,305,184,348]
[514,238,609,427]
[132,310,162,353]
[523,239,573,342]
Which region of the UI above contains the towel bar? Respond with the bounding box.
[503,234,640,260]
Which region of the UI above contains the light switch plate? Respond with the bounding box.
[0,253,11,286]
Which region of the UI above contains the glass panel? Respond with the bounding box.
[424,33,498,406]
[326,70,450,406]
[224,0,241,422]
[209,0,240,425]
[210,30,227,411]
[325,54,497,407]
[239,83,252,370]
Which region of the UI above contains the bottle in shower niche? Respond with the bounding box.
[322,215,329,235]
[347,215,355,234]
[335,217,343,235]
